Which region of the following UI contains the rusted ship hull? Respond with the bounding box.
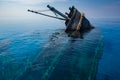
[65,6,94,33]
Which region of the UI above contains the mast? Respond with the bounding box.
[28,5,68,20]
[28,9,66,20]
[47,5,68,20]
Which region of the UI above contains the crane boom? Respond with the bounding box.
[47,5,68,20]
[28,9,66,20]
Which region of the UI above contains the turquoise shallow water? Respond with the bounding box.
[0,20,63,80]
[0,19,120,80]
[16,28,103,80]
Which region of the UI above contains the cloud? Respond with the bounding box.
[0,0,66,5]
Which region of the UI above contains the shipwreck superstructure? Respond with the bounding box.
[28,5,94,37]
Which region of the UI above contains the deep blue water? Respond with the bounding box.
[0,18,120,80]
[92,19,120,80]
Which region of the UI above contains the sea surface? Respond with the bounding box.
[0,18,120,80]
[93,19,120,80]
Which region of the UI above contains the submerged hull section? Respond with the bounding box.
[16,28,103,80]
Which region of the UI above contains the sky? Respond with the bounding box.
[0,0,120,20]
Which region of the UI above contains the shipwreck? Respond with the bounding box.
[28,5,94,37]
[0,5,103,80]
